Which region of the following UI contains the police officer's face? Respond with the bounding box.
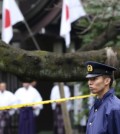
[88,76,110,96]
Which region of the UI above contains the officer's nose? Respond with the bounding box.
[88,79,93,86]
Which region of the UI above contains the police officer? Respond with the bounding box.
[85,61,120,134]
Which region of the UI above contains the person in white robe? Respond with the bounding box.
[50,83,71,134]
[15,82,43,134]
[0,82,16,134]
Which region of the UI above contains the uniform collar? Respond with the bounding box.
[102,88,114,100]
[94,88,114,110]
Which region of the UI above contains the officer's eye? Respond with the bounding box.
[89,77,98,81]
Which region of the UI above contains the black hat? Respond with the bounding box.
[85,61,117,78]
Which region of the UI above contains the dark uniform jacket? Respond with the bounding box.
[86,89,120,134]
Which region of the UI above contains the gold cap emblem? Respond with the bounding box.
[87,65,93,72]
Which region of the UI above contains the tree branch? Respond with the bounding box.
[79,21,120,51]
[0,40,120,82]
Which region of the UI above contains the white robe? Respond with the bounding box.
[50,85,71,111]
[0,90,17,115]
[15,85,43,116]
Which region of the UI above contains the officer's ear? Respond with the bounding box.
[104,77,111,85]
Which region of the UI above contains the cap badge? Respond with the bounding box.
[87,65,93,72]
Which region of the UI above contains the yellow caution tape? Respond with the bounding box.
[0,94,96,110]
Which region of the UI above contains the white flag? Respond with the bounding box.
[2,0,24,43]
[60,0,71,48]
[60,0,86,48]
[69,0,86,23]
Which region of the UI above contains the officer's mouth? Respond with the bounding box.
[89,87,95,91]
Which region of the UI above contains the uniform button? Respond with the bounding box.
[89,122,92,126]
[95,109,97,112]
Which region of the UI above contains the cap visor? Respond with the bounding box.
[86,74,102,78]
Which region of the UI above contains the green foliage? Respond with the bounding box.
[105,41,115,47]
[115,36,120,47]
[114,79,120,98]
[84,0,120,18]
[74,0,120,47]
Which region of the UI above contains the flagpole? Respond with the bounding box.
[23,20,41,50]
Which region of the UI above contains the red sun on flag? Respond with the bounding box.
[4,9,11,28]
[65,5,69,21]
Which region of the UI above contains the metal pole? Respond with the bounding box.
[23,20,41,50]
